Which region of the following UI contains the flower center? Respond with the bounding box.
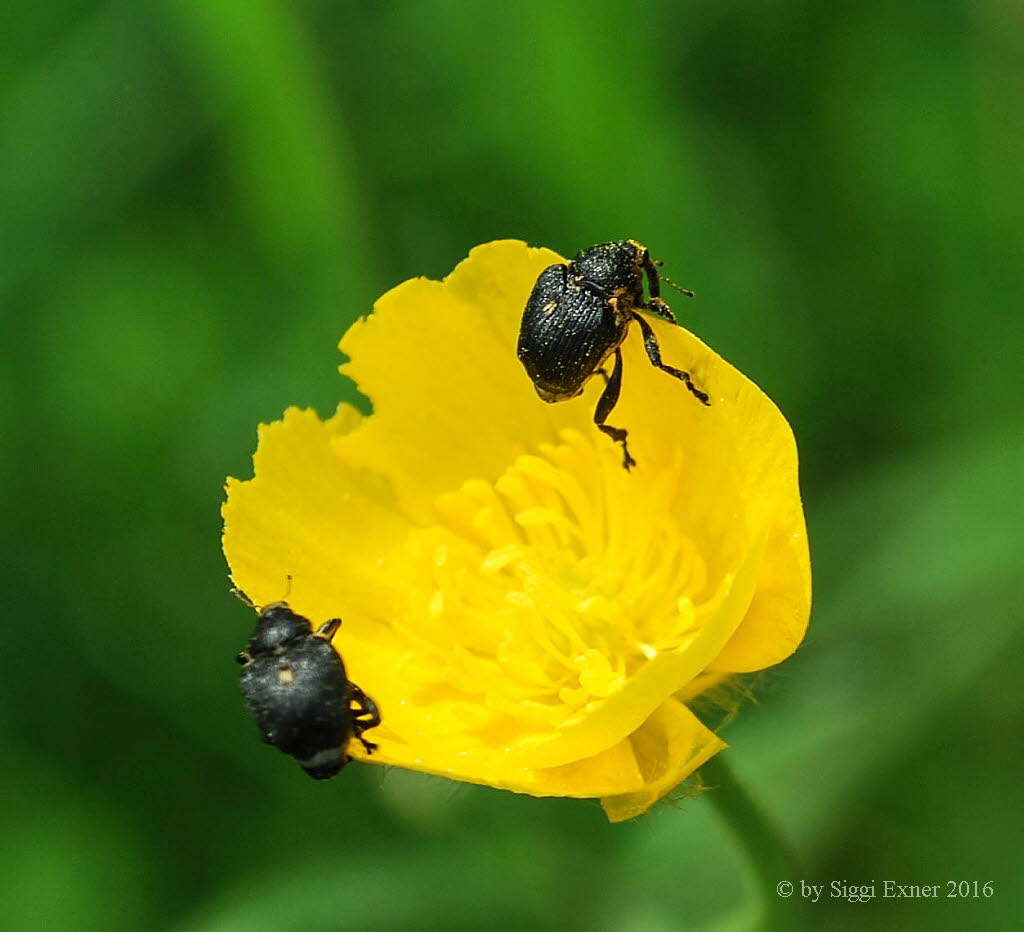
[386,429,731,728]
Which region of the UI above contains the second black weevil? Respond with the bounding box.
[517,240,710,469]
[234,593,380,779]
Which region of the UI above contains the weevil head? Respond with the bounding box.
[247,602,312,656]
[570,241,645,296]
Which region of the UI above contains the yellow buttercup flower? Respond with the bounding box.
[223,240,811,821]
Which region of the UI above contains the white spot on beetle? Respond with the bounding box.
[299,747,345,770]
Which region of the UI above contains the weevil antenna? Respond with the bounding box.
[230,587,256,610]
[231,574,294,612]
[661,274,695,298]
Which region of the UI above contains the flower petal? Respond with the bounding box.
[222,405,412,630]
[336,241,582,521]
[346,703,648,799]
[600,698,727,822]
[607,315,811,672]
[344,669,718,806]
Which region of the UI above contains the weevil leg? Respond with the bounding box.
[594,347,636,470]
[640,251,693,319]
[350,685,381,727]
[638,250,664,301]
[644,296,678,323]
[638,251,678,324]
[356,735,378,754]
[349,684,381,753]
[315,617,342,640]
[632,313,710,406]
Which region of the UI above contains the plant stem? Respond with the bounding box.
[702,754,800,931]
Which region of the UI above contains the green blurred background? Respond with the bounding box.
[3,1,1022,929]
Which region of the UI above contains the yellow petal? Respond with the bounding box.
[335,241,576,521]
[222,405,411,632]
[607,315,811,673]
[601,698,727,822]
[347,716,647,799]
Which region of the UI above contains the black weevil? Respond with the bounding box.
[233,590,380,779]
[517,240,710,469]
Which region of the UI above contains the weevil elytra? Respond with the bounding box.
[233,591,380,779]
[517,240,709,469]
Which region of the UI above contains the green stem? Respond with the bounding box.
[701,754,800,931]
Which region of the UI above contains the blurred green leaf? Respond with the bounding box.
[177,839,561,932]
[0,3,195,299]
[745,426,1024,810]
[0,762,154,931]
[161,0,371,282]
